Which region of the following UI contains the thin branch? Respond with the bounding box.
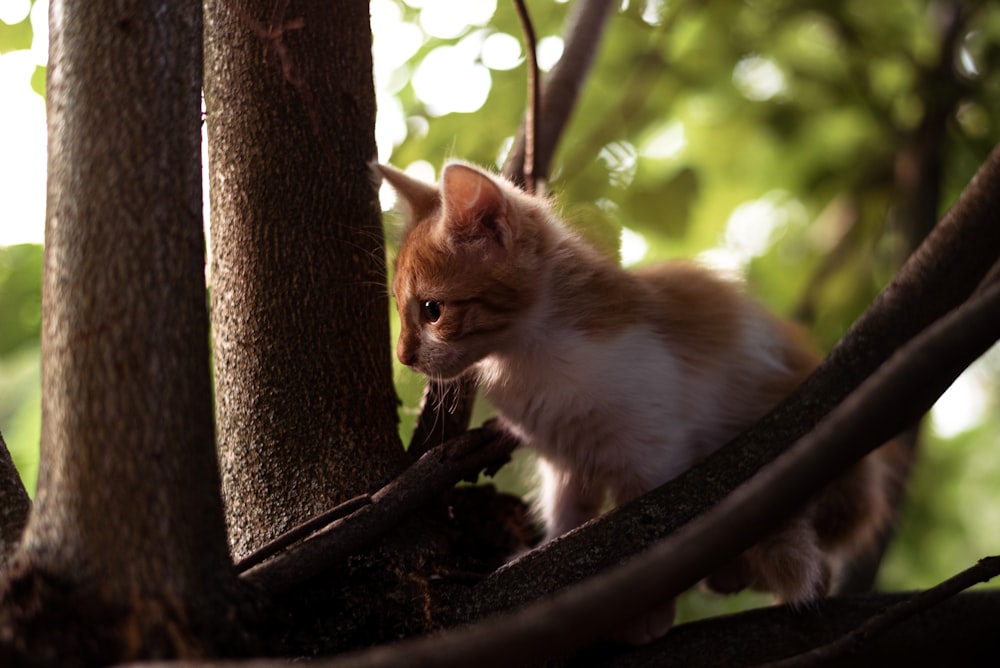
[756,556,1000,668]
[511,0,540,193]
[581,591,1000,667]
[503,0,618,186]
[408,375,477,459]
[234,493,371,573]
[242,423,518,593]
[0,431,30,572]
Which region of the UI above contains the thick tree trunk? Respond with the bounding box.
[204,0,407,562]
[0,0,243,664]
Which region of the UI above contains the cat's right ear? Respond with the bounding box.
[439,163,510,251]
[374,162,440,236]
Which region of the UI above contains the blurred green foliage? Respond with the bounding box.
[0,245,42,495]
[0,12,32,55]
[1,0,997,620]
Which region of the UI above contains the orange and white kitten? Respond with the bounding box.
[379,161,899,642]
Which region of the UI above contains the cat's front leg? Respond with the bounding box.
[535,458,604,541]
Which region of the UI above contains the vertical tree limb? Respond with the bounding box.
[511,0,540,194]
[503,0,619,186]
[1,0,243,661]
[205,0,408,559]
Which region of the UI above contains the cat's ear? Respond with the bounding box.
[439,163,510,249]
[374,162,440,235]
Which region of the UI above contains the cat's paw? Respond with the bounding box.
[606,597,676,645]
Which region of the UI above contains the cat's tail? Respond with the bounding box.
[704,433,912,605]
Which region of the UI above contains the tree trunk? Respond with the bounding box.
[0,0,243,664]
[204,0,408,563]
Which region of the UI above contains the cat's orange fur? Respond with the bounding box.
[379,160,901,644]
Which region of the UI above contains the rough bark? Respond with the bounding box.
[0,0,244,664]
[0,432,30,571]
[204,0,408,561]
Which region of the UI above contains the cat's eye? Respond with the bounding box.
[422,300,443,323]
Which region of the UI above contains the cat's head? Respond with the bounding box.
[377,161,550,379]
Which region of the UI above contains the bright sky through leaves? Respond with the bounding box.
[0,0,47,246]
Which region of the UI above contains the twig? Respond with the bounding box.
[511,0,540,193]
[408,375,477,459]
[757,556,1000,668]
[233,493,372,573]
[503,0,618,185]
[243,423,519,593]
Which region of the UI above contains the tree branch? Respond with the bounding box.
[756,556,1000,668]
[115,591,1000,668]
[583,591,1000,667]
[0,432,30,572]
[511,0,540,194]
[242,423,519,593]
[234,494,372,573]
[503,0,618,187]
[408,375,478,459]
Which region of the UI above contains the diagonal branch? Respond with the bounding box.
[242,423,518,593]
[757,555,1000,668]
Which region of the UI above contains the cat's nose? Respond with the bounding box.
[397,339,417,366]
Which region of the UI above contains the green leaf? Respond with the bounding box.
[30,63,45,98]
[0,15,33,54]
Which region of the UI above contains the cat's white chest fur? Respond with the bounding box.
[480,329,706,531]
[475,299,792,539]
